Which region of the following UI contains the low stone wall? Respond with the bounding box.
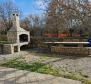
[0,44,21,54]
[51,46,90,56]
[3,44,13,54]
[0,44,14,54]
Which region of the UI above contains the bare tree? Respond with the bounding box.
[44,0,91,37]
[0,0,21,33]
[21,17,31,31]
[21,14,45,37]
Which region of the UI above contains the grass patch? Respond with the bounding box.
[0,41,13,44]
[0,58,58,75]
[0,58,91,84]
[30,50,61,58]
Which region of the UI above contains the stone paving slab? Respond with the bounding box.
[0,67,82,84]
[0,51,29,63]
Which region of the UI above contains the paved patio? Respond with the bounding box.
[0,67,82,84]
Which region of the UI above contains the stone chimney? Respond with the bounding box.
[12,13,20,30]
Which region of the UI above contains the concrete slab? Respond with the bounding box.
[0,67,82,84]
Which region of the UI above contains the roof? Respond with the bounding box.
[8,27,29,33]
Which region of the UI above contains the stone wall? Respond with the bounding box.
[0,35,7,41]
[0,44,20,54]
[3,44,13,54]
[0,44,14,54]
[51,46,90,56]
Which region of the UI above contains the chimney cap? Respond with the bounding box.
[12,13,19,16]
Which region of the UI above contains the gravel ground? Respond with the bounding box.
[49,56,91,79]
[1,49,91,80]
[23,50,91,80]
[0,51,29,63]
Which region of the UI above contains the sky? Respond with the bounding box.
[0,0,91,17]
[0,0,46,17]
[14,0,45,16]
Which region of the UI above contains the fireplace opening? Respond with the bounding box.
[19,34,28,42]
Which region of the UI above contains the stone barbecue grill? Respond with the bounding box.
[0,13,30,54]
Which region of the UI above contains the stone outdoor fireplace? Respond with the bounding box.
[6,13,30,54]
